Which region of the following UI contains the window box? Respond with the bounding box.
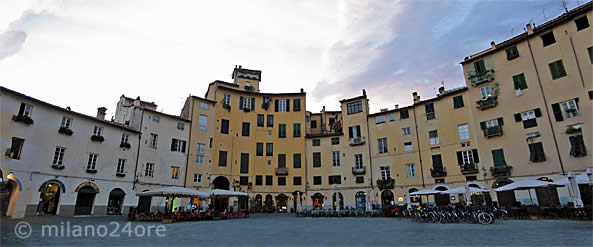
[376,178,395,190]
[243,107,251,112]
[11,115,34,125]
[483,125,503,138]
[352,167,366,175]
[468,70,495,86]
[566,126,582,134]
[91,135,104,142]
[461,163,479,174]
[430,167,447,177]
[86,169,97,174]
[51,164,65,170]
[116,172,126,177]
[245,85,254,91]
[120,142,131,148]
[490,166,512,177]
[565,108,577,114]
[58,127,73,136]
[275,167,288,176]
[349,136,365,146]
[476,96,497,110]
[222,103,231,111]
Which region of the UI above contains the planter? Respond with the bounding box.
[12,115,34,125]
[91,135,104,142]
[51,164,65,170]
[58,127,73,136]
[120,142,131,148]
[223,104,231,111]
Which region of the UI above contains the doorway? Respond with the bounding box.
[107,188,125,215]
[74,186,96,215]
[332,192,344,210]
[434,186,450,206]
[276,194,288,213]
[381,190,394,207]
[39,182,61,215]
[255,194,263,212]
[355,191,366,210]
[312,193,324,210]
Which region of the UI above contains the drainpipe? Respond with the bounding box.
[132,109,144,191]
[569,36,586,88]
[412,107,425,187]
[183,99,194,188]
[526,37,566,175]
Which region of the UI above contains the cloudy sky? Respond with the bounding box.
[0,0,583,117]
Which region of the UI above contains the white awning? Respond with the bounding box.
[444,186,489,194]
[410,189,446,195]
[136,186,209,198]
[494,179,553,192]
[551,173,590,186]
[208,189,249,197]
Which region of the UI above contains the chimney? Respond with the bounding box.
[394,104,399,109]
[322,106,326,113]
[412,92,420,104]
[362,89,366,96]
[300,88,304,93]
[490,41,496,49]
[238,65,242,69]
[438,86,445,95]
[526,23,533,35]
[97,107,107,120]
[380,108,388,112]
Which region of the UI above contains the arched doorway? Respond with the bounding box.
[0,182,13,216]
[212,176,230,190]
[381,190,394,207]
[468,184,492,206]
[212,176,230,211]
[38,180,64,215]
[137,190,152,213]
[434,186,450,206]
[255,194,263,212]
[355,191,367,210]
[276,194,288,213]
[264,194,274,213]
[312,193,324,210]
[74,185,98,215]
[493,178,515,208]
[535,177,560,207]
[332,192,344,210]
[409,188,421,203]
[107,188,125,215]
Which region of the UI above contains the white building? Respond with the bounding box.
[0,87,140,218]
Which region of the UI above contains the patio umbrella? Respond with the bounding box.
[495,179,553,205]
[296,191,301,212]
[551,173,590,186]
[568,172,584,208]
[444,186,490,194]
[410,189,445,195]
[464,183,472,205]
[405,191,412,210]
[136,186,209,198]
[207,189,248,197]
[587,168,593,185]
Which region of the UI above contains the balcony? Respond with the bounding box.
[490,166,512,177]
[476,96,497,110]
[120,142,131,149]
[483,126,503,138]
[349,136,366,146]
[461,163,479,174]
[116,172,126,177]
[468,70,494,86]
[376,178,395,190]
[58,127,73,136]
[222,103,231,111]
[91,135,104,143]
[12,115,34,125]
[430,167,447,177]
[275,167,288,176]
[352,167,366,175]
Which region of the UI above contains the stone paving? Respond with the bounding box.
[1,214,591,246]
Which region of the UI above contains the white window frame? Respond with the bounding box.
[52,146,66,166]
[243,97,252,110]
[199,102,209,110]
[332,151,341,167]
[279,99,287,112]
[378,138,388,153]
[460,150,474,165]
[429,130,439,145]
[196,143,205,164]
[171,166,180,179]
[406,163,416,177]
[177,122,185,130]
[480,85,492,99]
[145,163,154,177]
[485,119,499,128]
[199,115,208,131]
[93,126,103,136]
[560,99,578,119]
[376,116,385,124]
[402,127,411,136]
[149,134,158,148]
[87,153,98,170]
[404,142,413,152]
[354,154,363,169]
[23,103,33,117]
[461,141,471,147]
[121,134,129,144]
[117,159,126,174]
[152,116,160,122]
[351,126,361,138]
[389,113,395,121]
[223,94,231,106]
[380,166,391,180]
[194,174,202,183]
[61,116,72,128]
[172,139,186,153]
[458,124,469,140]
[521,110,536,121]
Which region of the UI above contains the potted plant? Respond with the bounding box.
[91,135,104,142]
[120,142,131,148]
[58,127,73,136]
[51,164,65,170]
[11,115,34,125]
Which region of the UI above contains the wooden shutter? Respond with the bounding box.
[251,97,255,111]
[534,108,542,117]
[472,149,479,163]
[456,151,463,165]
[551,103,564,121]
[239,96,244,110]
[274,99,279,112]
[240,153,249,173]
[514,113,522,122]
[286,99,290,112]
[492,149,505,167]
[18,103,25,116]
[348,127,353,138]
[479,121,486,130]
[181,141,186,153]
[294,153,301,168]
[497,117,504,126]
[171,139,176,151]
[278,154,286,168]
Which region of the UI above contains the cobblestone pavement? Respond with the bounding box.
[1,214,591,246]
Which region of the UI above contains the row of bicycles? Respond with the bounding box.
[296,208,383,217]
[409,205,509,224]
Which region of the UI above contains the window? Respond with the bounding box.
[485,119,500,128]
[575,15,590,31]
[117,159,126,174]
[171,139,187,153]
[506,46,519,60]
[293,176,302,185]
[152,116,160,122]
[548,60,567,79]
[354,154,363,169]
[313,152,321,167]
[9,137,24,160]
[457,150,478,165]
[196,143,205,164]
[402,127,411,136]
[278,124,286,138]
[380,166,391,180]
[199,102,209,110]
[328,175,341,185]
[176,122,185,130]
[541,32,556,47]
[293,123,301,137]
[404,142,413,152]
[432,154,443,169]
[400,109,409,119]
[312,139,320,146]
[221,119,229,134]
[356,176,365,184]
[348,125,362,139]
[266,175,273,185]
[313,176,322,185]
[145,163,154,177]
[218,151,227,167]
[528,142,546,162]
[474,60,486,74]
[293,153,301,168]
[257,114,264,127]
[194,174,202,183]
[17,103,33,117]
[480,85,492,99]
[513,73,528,90]
[93,126,103,136]
[278,177,286,186]
[332,151,340,166]
[171,166,180,179]
[429,130,439,145]
[389,113,395,121]
[242,122,250,136]
[199,115,208,131]
[569,135,586,157]
[277,154,286,168]
[425,103,435,120]
[266,143,273,156]
[521,110,538,128]
[223,94,231,106]
[293,99,301,112]
[378,138,388,153]
[461,141,471,147]
[331,138,339,145]
[256,143,264,156]
[149,134,158,148]
[266,115,274,127]
[310,120,317,128]
[52,146,65,166]
[255,176,263,186]
[376,116,385,124]
[492,149,507,167]
[61,116,72,129]
[560,99,578,119]
[276,99,288,112]
[121,134,129,144]
[453,95,464,109]
[347,101,363,114]
[406,163,416,177]
[458,124,469,140]
[87,153,98,171]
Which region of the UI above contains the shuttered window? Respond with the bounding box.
[218,151,227,167]
[548,60,567,79]
[278,124,286,138]
[453,95,464,109]
[242,122,250,136]
[221,119,229,134]
[256,143,264,156]
[492,149,506,167]
[313,152,321,167]
[293,123,301,137]
[569,135,587,157]
[513,73,528,90]
[506,46,519,60]
[278,154,286,168]
[528,142,546,163]
[425,103,435,120]
[293,153,301,168]
[431,154,443,169]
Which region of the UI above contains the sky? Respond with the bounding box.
[0,0,585,118]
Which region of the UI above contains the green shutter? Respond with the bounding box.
[513,73,527,90]
[497,117,504,126]
[492,149,506,167]
[279,124,286,137]
[293,123,301,137]
[239,96,244,110]
[251,97,255,111]
[549,60,567,79]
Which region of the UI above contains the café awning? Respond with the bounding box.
[410,189,446,196]
[494,179,553,192]
[208,189,248,197]
[444,186,489,194]
[136,186,209,198]
[551,173,590,186]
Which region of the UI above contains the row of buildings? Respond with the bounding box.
[1,2,591,218]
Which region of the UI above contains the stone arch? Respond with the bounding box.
[432,184,451,191]
[212,176,230,190]
[74,182,100,193]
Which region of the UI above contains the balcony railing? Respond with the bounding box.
[483,126,503,138]
[430,167,447,177]
[476,96,497,110]
[490,166,512,177]
[461,163,479,174]
[376,178,395,190]
[275,167,288,176]
[352,167,366,175]
[349,136,365,146]
[468,70,494,86]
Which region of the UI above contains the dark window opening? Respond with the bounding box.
[541,32,556,47]
[575,16,590,31]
